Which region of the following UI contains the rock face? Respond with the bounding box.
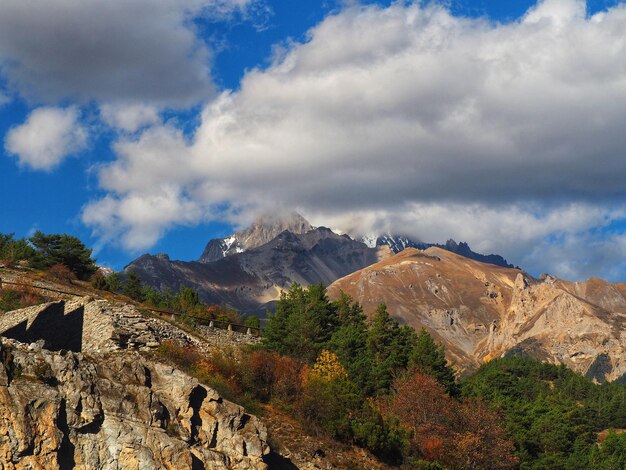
[127,227,391,313]
[0,338,268,469]
[199,212,313,263]
[328,247,626,382]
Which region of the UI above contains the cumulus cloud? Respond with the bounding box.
[0,0,255,106]
[5,107,87,170]
[83,0,626,279]
[100,103,161,133]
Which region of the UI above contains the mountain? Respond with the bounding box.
[362,234,513,268]
[328,247,626,382]
[127,227,391,312]
[199,212,313,263]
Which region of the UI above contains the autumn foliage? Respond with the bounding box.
[381,372,517,469]
[157,285,522,467]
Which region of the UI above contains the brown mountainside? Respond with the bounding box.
[328,247,626,382]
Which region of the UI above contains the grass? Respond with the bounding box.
[0,288,45,313]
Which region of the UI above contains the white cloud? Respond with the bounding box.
[83,0,626,279]
[5,107,87,170]
[100,103,161,133]
[82,190,203,251]
[0,0,256,106]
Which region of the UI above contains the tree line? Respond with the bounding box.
[242,283,626,468]
[0,231,98,280]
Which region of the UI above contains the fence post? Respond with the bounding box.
[227,323,233,334]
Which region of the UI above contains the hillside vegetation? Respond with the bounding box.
[153,283,626,468]
[4,232,626,468]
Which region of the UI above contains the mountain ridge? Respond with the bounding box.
[328,247,626,381]
[126,213,518,313]
[126,226,390,312]
[362,234,513,268]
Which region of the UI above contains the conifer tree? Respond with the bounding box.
[410,328,457,395]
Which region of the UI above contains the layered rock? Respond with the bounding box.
[329,247,626,381]
[0,338,268,469]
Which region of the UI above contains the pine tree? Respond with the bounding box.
[29,231,97,280]
[123,269,144,301]
[409,328,457,396]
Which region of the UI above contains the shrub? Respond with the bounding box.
[91,272,109,290]
[381,371,516,469]
[238,350,303,403]
[245,315,261,329]
[47,263,77,283]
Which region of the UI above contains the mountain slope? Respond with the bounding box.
[127,227,391,312]
[328,247,626,381]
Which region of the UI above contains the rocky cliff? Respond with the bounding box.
[0,298,269,469]
[328,247,626,382]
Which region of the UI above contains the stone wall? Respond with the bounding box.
[0,300,84,352]
[0,297,259,355]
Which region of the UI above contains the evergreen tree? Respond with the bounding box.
[29,231,97,280]
[173,285,200,313]
[263,283,340,362]
[367,304,416,393]
[0,233,36,264]
[105,272,122,292]
[123,269,144,301]
[410,328,458,396]
[328,297,374,392]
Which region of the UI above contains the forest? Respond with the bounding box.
[157,283,626,469]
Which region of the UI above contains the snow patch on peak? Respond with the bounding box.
[361,234,378,248]
[222,236,239,257]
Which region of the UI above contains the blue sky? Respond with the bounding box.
[1,0,626,280]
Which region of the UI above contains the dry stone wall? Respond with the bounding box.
[0,297,259,354]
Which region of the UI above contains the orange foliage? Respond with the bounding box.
[381,371,517,470]
[47,263,77,283]
[239,349,304,402]
[310,350,348,382]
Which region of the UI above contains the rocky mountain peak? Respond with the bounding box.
[198,212,314,263]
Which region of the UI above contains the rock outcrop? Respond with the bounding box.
[329,247,626,381]
[0,338,269,469]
